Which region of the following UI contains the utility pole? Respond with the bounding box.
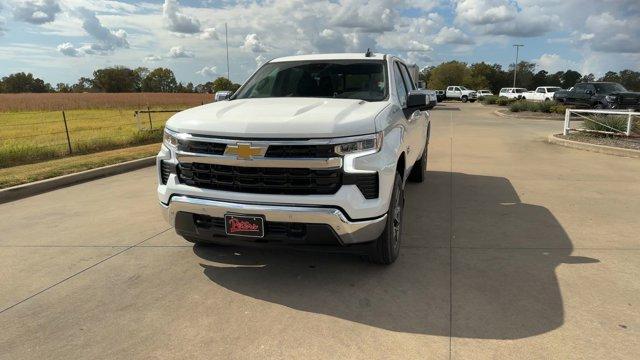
[225,23,230,81]
[512,44,524,87]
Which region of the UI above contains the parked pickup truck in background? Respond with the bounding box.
[524,86,562,101]
[554,82,640,110]
[476,90,493,99]
[446,86,477,102]
[158,52,431,264]
[499,87,528,99]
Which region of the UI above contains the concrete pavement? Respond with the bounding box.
[1,102,639,359]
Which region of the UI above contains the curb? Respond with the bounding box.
[547,134,640,158]
[0,156,156,204]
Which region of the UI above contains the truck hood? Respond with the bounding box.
[165,98,389,138]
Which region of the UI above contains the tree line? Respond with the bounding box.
[2,63,639,94]
[420,61,640,93]
[0,66,241,94]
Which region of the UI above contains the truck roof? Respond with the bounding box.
[271,53,386,63]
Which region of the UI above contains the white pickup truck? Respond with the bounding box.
[524,86,562,101]
[157,53,431,264]
[445,86,477,102]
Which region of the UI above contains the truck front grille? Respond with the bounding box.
[177,140,336,158]
[178,140,226,155]
[177,163,342,195]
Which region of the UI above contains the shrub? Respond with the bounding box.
[496,97,513,106]
[481,95,499,105]
[509,100,565,114]
[550,104,566,114]
[583,115,635,133]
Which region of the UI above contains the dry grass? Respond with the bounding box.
[0,143,160,189]
[0,108,182,167]
[0,92,212,111]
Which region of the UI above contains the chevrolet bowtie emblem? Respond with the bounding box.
[225,143,264,159]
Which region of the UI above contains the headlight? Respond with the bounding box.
[605,95,617,102]
[163,129,179,148]
[334,133,383,155]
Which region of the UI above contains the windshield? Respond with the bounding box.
[594,83,627,94]
[234,60,387,101]
[459,86,468,90]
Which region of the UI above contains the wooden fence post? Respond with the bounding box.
[147,106,153,130]
[62,110,72,154]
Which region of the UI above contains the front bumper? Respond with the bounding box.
[161,195,387,244]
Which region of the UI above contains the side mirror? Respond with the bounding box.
[407,90,428,110]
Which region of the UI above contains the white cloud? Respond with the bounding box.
[455,0,516,25]
[535,53,579,73]
[197,65,217,77]
[332,0,397,33]
[255,54,266,67]
[144,54,162,62]
[14,0,61,25]
[433,26,473,45]
[163,0,201,34]
[582,13,640,53]
[56,42,80,57]
[241,33,267,53]
[168,45,194,58]
[56,7,129,56]
[199,27,219,40]
[455,0,558,37]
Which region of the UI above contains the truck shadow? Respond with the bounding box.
[193,171,598,339]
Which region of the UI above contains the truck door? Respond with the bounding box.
[392,61,422,168]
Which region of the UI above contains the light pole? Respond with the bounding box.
[225,23,230,81]
[512,44,523,87]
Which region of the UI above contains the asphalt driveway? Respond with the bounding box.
[1,102,639,359]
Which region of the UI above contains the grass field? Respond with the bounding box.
[0,93,214,188]
[0,108,182,167]
[0,92,212,111]
[0,143,160,189]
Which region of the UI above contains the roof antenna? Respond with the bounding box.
[365,48,373,57]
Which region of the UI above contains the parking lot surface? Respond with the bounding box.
[1,103,639,359]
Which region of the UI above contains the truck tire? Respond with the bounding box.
[461,96,468,103]
[369,173,404,265]
[408,140,428,183]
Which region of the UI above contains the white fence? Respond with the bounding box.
[563,109,639,136]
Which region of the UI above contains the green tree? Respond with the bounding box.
[142,68,178,92]
[56,83,72,93]
[599,71,620,83]
[72,77,95,92]
[1,72,51,93]
[92,66,139,92]
[427,61,469,90]
[561,70,582,89]
[618,70,640,91]
[531,70,548,89]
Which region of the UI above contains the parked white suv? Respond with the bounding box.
[499,87,528,99]
[445,86,477,102]
[476,90,493,99]
[157,53,431,264]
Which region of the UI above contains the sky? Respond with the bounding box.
[0,0,638,86]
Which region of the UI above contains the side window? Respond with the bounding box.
[537,88,545,93]
[398,63,415,91]
[393,63,408,107]
[455,87,461,91]
[586,84,596,93]
[447,86,452,91]
[573,84,586,92]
